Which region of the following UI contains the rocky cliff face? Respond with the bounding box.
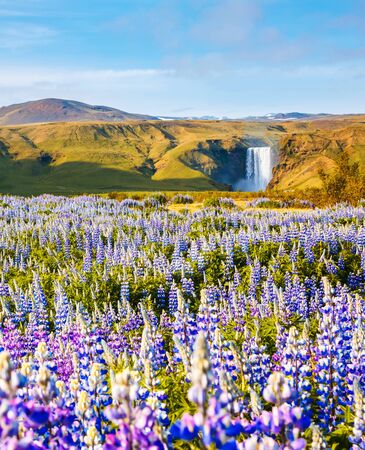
[269,125,365,189]
[180,137,276,188]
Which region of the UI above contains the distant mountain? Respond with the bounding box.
[159,112,334,121]
[0,100,348,125]
[242,112,332,121]
[0,98,158,125]
[159,115,222,121]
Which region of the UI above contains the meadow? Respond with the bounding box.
[0,193,364,449]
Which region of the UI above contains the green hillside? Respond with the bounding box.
[0,120,279,194]
[1,116,365,195]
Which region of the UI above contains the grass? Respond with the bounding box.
[0,116,365,195]
[0,120,278,194]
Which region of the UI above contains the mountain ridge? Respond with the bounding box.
[157,112,334,121]
[0,98,358,125]
[0,98,158,125]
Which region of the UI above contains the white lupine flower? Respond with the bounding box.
[77,390,90,415]
[188,332,211,408]
[35,341,49,363]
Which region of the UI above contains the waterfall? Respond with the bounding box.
[234,146,274,191]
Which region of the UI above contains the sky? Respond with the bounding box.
[0,0,365,116]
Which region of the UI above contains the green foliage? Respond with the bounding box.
[319,152,365,205]
[327,406,353,449]
[257,317,278,354]
[203,249,226,285]
[160,368,196,423]
[203,197,236,209]
[256,199,283,209]
[170,194,194,204]
[203,198,221,208]
[144,193,168,206]
[250,241,281,266]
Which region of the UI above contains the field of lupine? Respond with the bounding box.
[0,194,365,449]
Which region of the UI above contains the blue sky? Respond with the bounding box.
[0,0,364,116]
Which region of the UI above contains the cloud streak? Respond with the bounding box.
[0,23,56,48]
[0,61,363,91]
[0,68,174,88]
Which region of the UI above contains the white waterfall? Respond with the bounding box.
[234,146,274,191]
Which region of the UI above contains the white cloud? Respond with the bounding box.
[233,63,365,79]
[0,63,362,94]
[0,68,174,87]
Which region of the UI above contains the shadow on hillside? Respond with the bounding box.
[0,158,224,195]
[181,137,274,188]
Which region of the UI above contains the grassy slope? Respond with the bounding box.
[1,116,365,194]
[0,120,279,194]
[269,117,365,189]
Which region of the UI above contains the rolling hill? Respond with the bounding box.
[0,99,158,125]
[0,120,280,194]
[0,112,365,194]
